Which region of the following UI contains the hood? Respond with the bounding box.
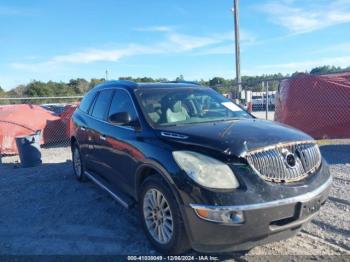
[157,119,313,157]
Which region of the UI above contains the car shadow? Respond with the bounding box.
[0,159,150,255]
[319,144,350,165]
[0,159,250,258]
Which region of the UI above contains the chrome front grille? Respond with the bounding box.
[246,141,321,183]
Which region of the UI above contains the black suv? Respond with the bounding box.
[71,80,331,254]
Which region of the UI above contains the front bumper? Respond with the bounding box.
[183,175,332,253]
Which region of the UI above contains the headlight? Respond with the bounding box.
[172,151,239,189]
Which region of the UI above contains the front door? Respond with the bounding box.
[101,89,144,194]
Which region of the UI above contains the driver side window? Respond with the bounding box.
[108,90,137,128]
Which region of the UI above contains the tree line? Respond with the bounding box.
[0,75,281,99]
[0,65,349,99]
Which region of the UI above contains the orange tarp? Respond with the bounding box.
[275,73,350,139]
[0,104,63,154]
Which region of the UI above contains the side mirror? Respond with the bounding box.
[109,112,133,126]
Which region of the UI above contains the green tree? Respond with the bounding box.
[25,81,53,97]
[198,79,209,86]
[119,76,168,83]
[310,65,341,75]
[175,75,184,81]
[68,78,90,94]
[89,78,105,90]
[7,84,27,97]
[209,77,226,87]
[0,85,5,100]
[119,76,134,81]
[138,77,154,82]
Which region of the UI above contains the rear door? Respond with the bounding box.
[87,89,114,178]
[74,90,97,164]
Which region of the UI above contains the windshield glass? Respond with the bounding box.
[135,87,252,127]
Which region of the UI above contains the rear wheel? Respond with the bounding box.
[139,176,190,254]
[72,143,85,181]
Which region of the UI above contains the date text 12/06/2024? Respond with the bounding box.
[127,255,220,261]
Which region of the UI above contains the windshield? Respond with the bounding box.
[135,87,252,127]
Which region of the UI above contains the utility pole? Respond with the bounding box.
[105,69,109,81]
[265,81,269,120]
[233,0,241,99]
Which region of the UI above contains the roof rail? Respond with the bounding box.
[105,80,137,86]
[93,80,138,89]
[161,80,201,86]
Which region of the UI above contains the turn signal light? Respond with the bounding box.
[192,206,245,224]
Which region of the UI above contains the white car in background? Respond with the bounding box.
[252,93,276,111]
[252,95,265,110]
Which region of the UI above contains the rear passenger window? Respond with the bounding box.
[79,91,96,113]
[91,90,114,120]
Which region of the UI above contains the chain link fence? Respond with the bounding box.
[234,71,350,141]
[0,96,82,155]
[239,77,284,121]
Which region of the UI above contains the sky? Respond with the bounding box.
[1,0,350,90]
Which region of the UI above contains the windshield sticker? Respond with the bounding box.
[222,102,241,112]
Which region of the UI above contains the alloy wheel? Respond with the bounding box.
[143,188,174,244]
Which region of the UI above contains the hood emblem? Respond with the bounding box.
[281,149,297,168]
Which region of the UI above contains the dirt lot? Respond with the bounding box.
[0,142,349,259]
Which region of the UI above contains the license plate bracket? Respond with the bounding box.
[301,197,322,217]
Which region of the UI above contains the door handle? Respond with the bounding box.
[100,135,106,141]
[80,127,86,131]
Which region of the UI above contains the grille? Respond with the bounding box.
[246,141,321,183]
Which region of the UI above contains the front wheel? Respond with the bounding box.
[139,176,190,254]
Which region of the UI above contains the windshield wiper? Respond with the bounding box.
[159,118,243,127]
[198,118,242,124]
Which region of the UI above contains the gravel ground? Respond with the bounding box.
[0,143,349,259]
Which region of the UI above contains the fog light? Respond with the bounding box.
[193,207,244,224]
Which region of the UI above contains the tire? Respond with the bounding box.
[72,142,86,181]
[139,176,190,255]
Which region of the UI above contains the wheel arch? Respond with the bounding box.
[70,136,78,149]
[134,161,179,203]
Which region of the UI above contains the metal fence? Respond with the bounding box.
[0,96,82,153]
[0,96,83,105]
[233,72,350,141]
[241,77,284,121]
